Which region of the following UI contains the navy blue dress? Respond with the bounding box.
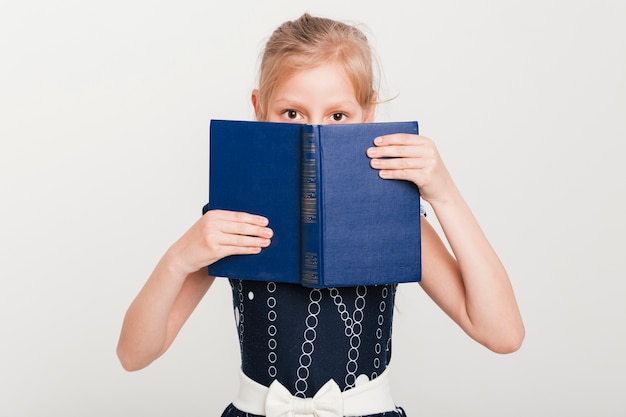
[220,279,407,417]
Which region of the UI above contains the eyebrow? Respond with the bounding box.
[272,97,360,110]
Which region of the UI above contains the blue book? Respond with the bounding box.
[206,119,422,288]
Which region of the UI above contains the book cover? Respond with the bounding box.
[206,119,422,288]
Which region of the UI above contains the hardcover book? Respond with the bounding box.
[206,119,422,288]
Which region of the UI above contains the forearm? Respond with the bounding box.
[116,209,271,370]
[429,186,524,352]
[367,133,524,351]
[117,251,192,371]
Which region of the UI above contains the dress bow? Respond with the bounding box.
[265,379,343,417]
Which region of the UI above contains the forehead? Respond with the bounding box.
[271,62,359,105]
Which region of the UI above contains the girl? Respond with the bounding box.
[117,13,524,417]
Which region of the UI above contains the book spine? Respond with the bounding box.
[300,125,322,287]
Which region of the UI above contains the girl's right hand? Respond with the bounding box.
[166,209,273,276]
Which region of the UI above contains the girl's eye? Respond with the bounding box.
[285,110,300,119]
[332,113,347,122]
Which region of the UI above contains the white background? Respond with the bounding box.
[1,0,625,416]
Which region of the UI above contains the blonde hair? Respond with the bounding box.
[255,13,378,121]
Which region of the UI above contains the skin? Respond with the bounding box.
[117,61,524,372]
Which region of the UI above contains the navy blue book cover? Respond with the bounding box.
[206,119,422,287]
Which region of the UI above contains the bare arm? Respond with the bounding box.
[116,209,273,371]
[368,134,524,353]
[117,264,214,371]
[419,191,524,353]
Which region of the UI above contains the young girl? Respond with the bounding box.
[117,13,524,417]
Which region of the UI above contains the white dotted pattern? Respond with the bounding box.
[330,286,367,390]
[234,281,245,355]
[266,282,278,378]
[232,280,397,397]
[373,286,390,378]
[294,288,322,397]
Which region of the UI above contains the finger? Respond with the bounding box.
[370,156,428,170]
[374,134,429,146]
[222,245,264,256]
[367,145,425,159]
[210,209,270,226]
[213,241,267,258]
[219,233,272,250]
[219,221,274,239]
[378,168,424,182]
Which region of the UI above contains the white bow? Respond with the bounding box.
[265,379,344,417]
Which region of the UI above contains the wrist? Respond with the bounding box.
[159,245,196,283]
[422,180,462,210]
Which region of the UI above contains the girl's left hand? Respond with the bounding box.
[366,134,455,204]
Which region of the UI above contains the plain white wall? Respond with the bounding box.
[1,0,625,416]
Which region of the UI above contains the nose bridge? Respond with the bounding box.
[306,113,323,125]
[303,104,326,125]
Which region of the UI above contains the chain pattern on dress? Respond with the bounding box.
[231,279,397,397]
[294,288,323,397]
[329,286,367,390]
[232,280,245,355]
[266,281,278,378]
